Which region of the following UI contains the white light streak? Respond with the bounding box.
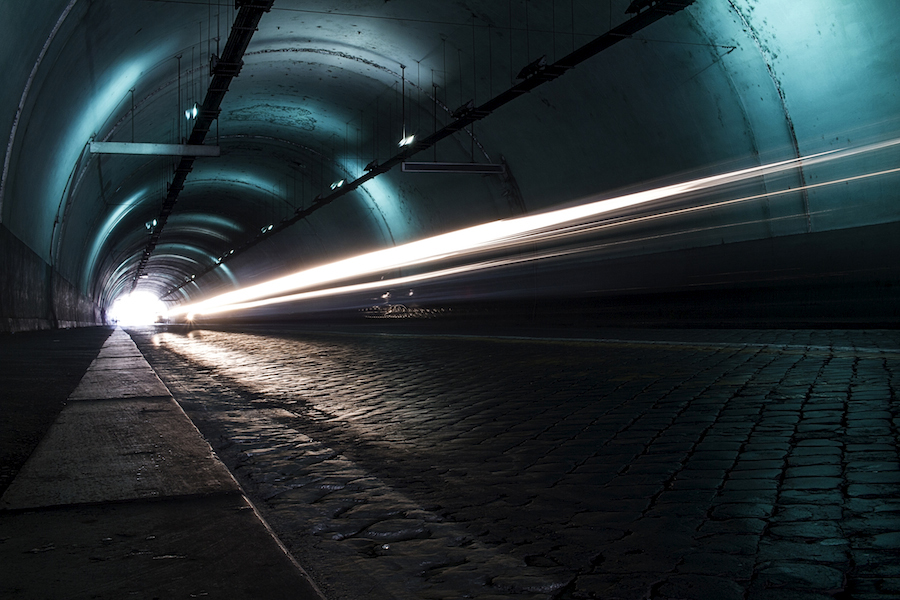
[169,138,900,319]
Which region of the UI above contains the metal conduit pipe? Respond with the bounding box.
[131,0,275,289]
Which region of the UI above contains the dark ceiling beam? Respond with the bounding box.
[131,0,275,289]
[161,0,694,300]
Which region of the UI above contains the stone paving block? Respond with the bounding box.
[683,459,736,470]
[781,476,843,490]
[657,574,746,600]
[710,502,774,519]
[722,478,780,491]
[857,531,900,549]
[785,454,841,467]
[696,534,760,555]
[778,489,843,504]
[839,518,899,540]
[700,518,767,535]
[714,490,779,505]
[844,497,900,515]
[767,521,844,540]
[772,504,842,521]
[570,573,660,600]
[847,471,900,484]
[785,465,842,477]
[847,483,900,498]
[755,538,850,563]
[677,551,754,578]
[845,461,900,473]
[846,443,896,453]
[733,459,786,471]
[752,562,846,593]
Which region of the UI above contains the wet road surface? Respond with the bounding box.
[128,326,900,600]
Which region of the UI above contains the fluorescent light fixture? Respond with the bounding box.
[89,142,220,157]
[399,134,416,147]
[184,103,198,120]
[330,179,345,190]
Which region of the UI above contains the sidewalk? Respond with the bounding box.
[0,328,324,599]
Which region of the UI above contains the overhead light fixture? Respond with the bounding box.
[399,134,416,147]
[184,103,198,120]
[89,142,220,157]
[267,224,273,231]
[330,179,345,190]
[364,159,379,172]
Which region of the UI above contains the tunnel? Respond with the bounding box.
[1,1,899,599]
[1,0,898,328]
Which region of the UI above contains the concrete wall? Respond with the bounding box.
[0,225,101,333]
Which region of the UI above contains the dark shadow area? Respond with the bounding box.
[0,326,112,495]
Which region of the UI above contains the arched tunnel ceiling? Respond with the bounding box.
[2,0,899,318]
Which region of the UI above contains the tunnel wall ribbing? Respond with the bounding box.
[0,225,102,333]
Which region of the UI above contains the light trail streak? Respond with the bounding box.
[169,138,900,319]
[486,164,900,251]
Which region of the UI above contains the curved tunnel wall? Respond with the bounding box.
[1,0,898,332]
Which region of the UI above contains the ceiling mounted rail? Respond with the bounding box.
[162,0,694,299]
[131,0,274,289]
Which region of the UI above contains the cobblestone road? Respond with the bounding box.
[128,326,900,600]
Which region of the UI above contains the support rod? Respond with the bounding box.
[132,0,274,289]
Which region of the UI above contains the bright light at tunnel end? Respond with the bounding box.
[109,292,168,326]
